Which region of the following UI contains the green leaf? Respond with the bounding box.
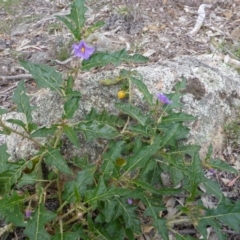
[86,108,124,128]
[63,125,80,148]
[31,126,58,138]
[0,160,30,194]
[19,60,63,92]
[44,148,72,174]
[161,112,196,124]
[115,198,141,233]
[129,76,153,105]
[0,192,26,226]
[85,177,130,204]
[6,119,27,130]
[0,107,7,115]
[133,180,182,195]
[0,144,10,174]
[100,141,124,179]
[144,197,169,240]
[63,166,96,203]
[51,232,80,240]
[63,96,80,119]
[12,80,33,122]
[208,158,238,174]
[184,152,204,201]
[103,200,118,223]
[82,49,148,70]
[198,198,240,236]
[129,124,153,137]
[123,137,161,174]
[115,103,149,126]
[24,203,56,240]
[56,0,87,40]
[17,171,39,188]
[202,177,223,200]
[78,120,119,142]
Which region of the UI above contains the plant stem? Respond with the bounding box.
[0,120,43,148]
[167,218,191,226]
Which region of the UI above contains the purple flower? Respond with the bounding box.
[157,93,172,104]
[25,209,32,218]
[127,199,133,205]
[72,40,95,60]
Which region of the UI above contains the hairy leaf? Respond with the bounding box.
[63,166,96,203]
[85,177,130,205]
[56,0,87,40]
[129,76,153,105]
[133,180,182,195]
[0,192,26,226]
[6,118,26,130]
[82,49,148,70]
[100,141,124,179]
[0,107,7,115]
[20,60,63,92]
[78,120,119,142]
[123,137,161,174]
[202,177,223,200]
[51,232,80,240]
[115,103,149,126]
[63,96,80,119]
[12,80,33,122]
[86,108,124,128]
[24,203,56,240]
[31,126,58,138]
[115,198,141,233]
[0,144,10,174]
[63,125,80,148]
[44,148,72,174]
[0,160,30,194]
[161,112,196,124]
[144,197,168,239]
[208,158,238,174]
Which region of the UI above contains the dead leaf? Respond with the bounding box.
[224,11,233,20]
[220,178,231,185]
[227,175,240,187]
[141,225,154,233]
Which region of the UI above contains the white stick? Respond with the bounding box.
[188,4,212,36]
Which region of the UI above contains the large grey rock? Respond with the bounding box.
[2,54,240,161]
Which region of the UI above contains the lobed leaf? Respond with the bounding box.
[31,126,58,138]
[44,148,72,174]
[78,120,119,142]
[82,49,148,70]
[0,144,11,174]
[85,108,125,128]
[0,192,26,226]
[63,125,80,148]
[62,165,96,203]
[12,80,33,123]
[115,103,149,126]
[123,137,161,174]
[161,112,196,124]
[0,107,7,115]
[208,158,238,174]
[0,160,30,194]
[129,76,153,105]
[24,203,56,240]
[63,96,80,119]
[144,197,168,240]
[20,60,63,92]
[56,0,87,40]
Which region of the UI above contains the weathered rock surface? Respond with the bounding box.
[2,54,240,162]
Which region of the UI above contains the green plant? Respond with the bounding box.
[0,0,240,239]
